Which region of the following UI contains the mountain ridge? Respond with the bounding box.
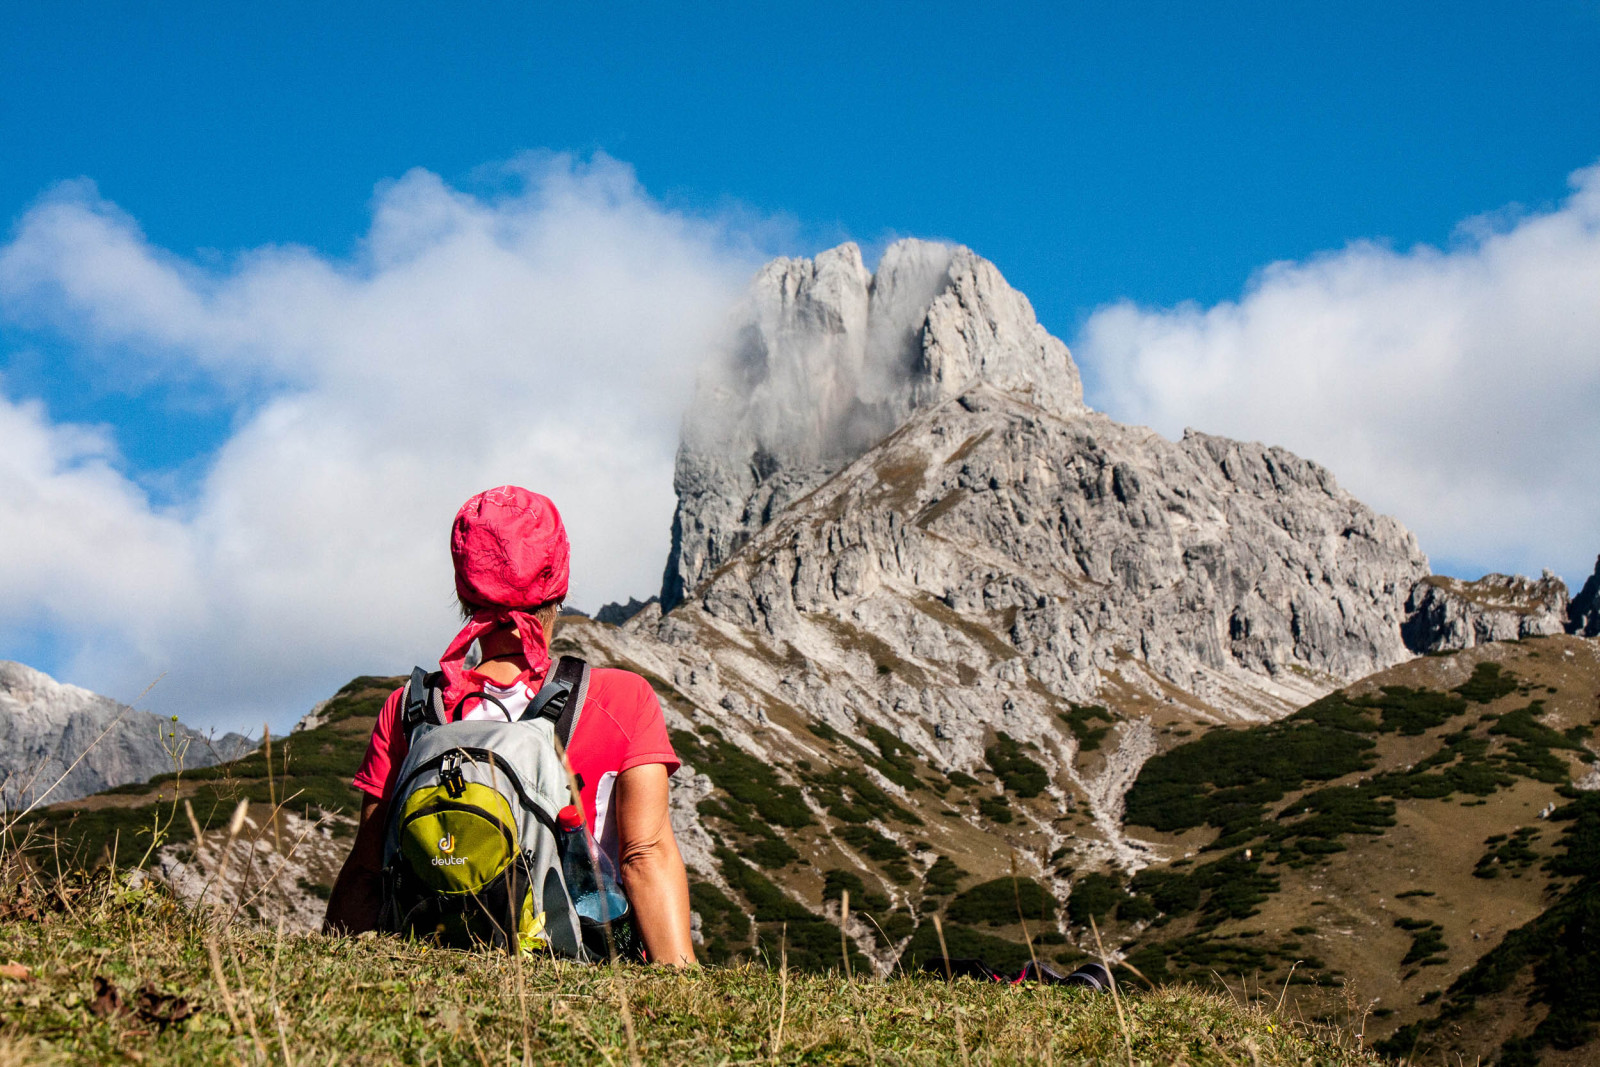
[0,660,253,808]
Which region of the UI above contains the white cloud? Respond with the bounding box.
[0,154,765,732]
[1079,160,1600,588]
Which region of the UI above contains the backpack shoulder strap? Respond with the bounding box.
[524,655,590,748]
[400,666,446,739]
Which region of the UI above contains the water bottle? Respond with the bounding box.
[556,805,629,925]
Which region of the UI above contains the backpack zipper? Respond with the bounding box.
[395,747,563,834]
[398,797,517,854]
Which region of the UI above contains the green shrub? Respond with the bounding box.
[1061,704,1117,751]
[717,849,811,923]
[947,877,1057,926]
[743,836,800,869]
[671,730,812,829]
[897,921,1034,974]
[859,724,926,792]
[1474,827,1540,878]
[1396,919,1447,965]
[1067,872,1123,926]
[822,868,867,903]
[1454,662,1519,704]
[1118,894,1159,923]
[689,881,751,963]
[923,854,968,896]
[985,733,1049,797]
[978,795,1013,823]
[835,824,907,865]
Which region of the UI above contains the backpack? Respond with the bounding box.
[378,655,630,957]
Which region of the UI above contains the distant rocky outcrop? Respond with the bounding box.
[0,661,253,807]
[1401,572,1571,653]
[290,699,331,734]
[595,597,658,627]
[1567,555,1600,638]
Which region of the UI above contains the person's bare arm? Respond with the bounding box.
[323,794,387,935]
[613,763,696,967]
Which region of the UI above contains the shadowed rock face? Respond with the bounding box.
[1569,556,1600,638]
[0,661,253,807]
[661,239,1083,612]
[1401,572,1571,653]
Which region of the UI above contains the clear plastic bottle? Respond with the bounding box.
[556,805,629,925]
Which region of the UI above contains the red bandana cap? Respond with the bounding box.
[438,486,571,713]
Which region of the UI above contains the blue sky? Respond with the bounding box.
[9,3,1598,319]
[3,2,1599,726]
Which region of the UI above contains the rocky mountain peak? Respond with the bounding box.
[661,238,1084,610]
[0,660,252,807]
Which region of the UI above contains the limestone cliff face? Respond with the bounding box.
[1400,572,1571,653]
[0,661,252,807]
[555,240,1431,908]
[661,239,1083,611]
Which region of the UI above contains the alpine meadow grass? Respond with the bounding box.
[0,861,1388,1066]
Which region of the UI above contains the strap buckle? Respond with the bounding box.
[440,752,466,799]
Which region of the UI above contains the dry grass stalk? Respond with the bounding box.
[771,923,788,1061]
[839,887,852,981]
[198,799,250,917]
[931,913,972,1067]
[1091,916,1135,1067]
[1009,848,1040,976]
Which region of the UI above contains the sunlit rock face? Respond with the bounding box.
[661,239,1083,612]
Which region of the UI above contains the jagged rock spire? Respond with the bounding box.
[661,238,1083,609]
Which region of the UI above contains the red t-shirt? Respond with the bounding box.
[352,667,679,851]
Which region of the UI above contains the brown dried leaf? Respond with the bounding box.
[90,975,126,1018]
[134,984,195,1029]
[0,962,32,982]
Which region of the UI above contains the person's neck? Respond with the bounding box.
[474,656,528,686]
[474,625,537,686]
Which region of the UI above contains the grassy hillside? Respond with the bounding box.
[1103,636,1600,1065]
[21,633,1600,1063]
[0,871,1380,1066]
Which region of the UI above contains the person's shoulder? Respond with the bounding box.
[586,667,660,704]
[367,684,407,727]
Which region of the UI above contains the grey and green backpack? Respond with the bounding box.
[378,656,631,957]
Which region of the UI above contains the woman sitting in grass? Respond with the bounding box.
[323,486,696,966]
